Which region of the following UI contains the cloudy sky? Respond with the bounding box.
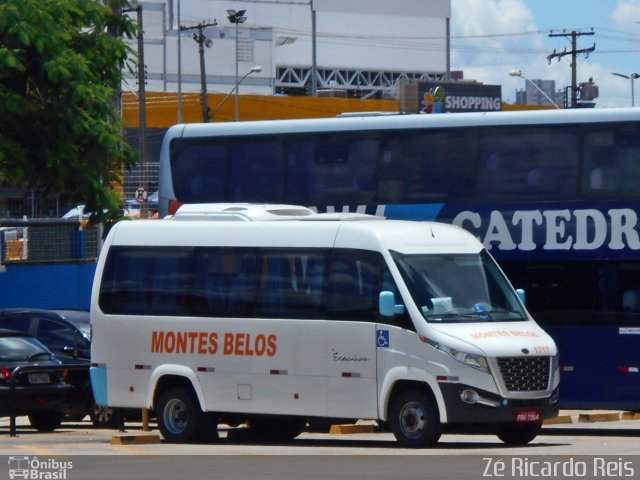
[451,0,640,107]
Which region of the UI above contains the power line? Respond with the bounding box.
[547,29,596,108]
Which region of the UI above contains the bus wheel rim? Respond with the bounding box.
[164,398,187,435]
[399,401,426,439]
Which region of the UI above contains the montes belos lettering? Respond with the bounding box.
[151,330,277,357]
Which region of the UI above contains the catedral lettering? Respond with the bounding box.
[151,330,277,357]
[453,208,640,251]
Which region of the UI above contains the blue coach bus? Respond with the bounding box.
[159,108,640,411]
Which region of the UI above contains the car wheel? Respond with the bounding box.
[496,422,542,445]
[89,402,117,428]
[28,410,65,432]
[198,413,220,443]
[157,386,204,443]
[389,389,441,448]
[248,416,306,441]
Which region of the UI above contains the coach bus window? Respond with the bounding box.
[171,140,227,202]
[378,129,475,203]
[478,129,579,200]
[229,143,284,203]
[305,135,379,205]
[615,263,640,323]
[499,262,599,326]
[582,128,640,198]
[285,140,313,204]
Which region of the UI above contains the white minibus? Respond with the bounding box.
[90,204,559,447]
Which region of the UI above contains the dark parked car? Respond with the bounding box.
[0,309,90,362]
[0,329,73,431]
[0,308,124,427]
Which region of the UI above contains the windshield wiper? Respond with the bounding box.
[425,312,489,321]
[27,352,52,361]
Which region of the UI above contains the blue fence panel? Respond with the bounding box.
[0,262,96,310]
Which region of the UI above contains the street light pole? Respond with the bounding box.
[612,72,639,107]
[177,0,182,123]
[210,66,262,120]
[508,69,561,109]
[227,9,247,121]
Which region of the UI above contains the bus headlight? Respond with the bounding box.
[443,346,489,373]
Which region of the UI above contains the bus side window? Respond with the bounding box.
[622,289,640,312]
[327,250,413,330]
[327,256,367,320]
[256,251,328,319]
[150,250,192,316]
[192,250,238,316]
[303,256,326,309]
[257,253,297,316]
[226,252,258,316]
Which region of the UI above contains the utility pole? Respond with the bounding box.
[547,30,595,108]
[135,6,147,209]
[181,20,217,122]
[123,5,148,214]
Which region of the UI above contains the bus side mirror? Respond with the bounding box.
[379,291,405,317]
[516,288,526,306]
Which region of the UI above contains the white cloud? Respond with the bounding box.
[611,0,640,29]
[450,0,634,107]
[453,0,535,36]
[451,0,554,103]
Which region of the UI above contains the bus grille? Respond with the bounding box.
[497,356,550,392]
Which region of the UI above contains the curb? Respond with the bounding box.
[578,412,621,423]
[329,424,376,434]
[543,415,573,425]
[111,433,161,445]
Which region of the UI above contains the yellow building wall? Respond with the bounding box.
[122,92,402,128]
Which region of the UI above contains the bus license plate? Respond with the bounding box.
[515,410,541,423]
[28,373,50,384]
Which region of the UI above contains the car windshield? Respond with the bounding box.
[0,336,52,361]
[391,250,526,323]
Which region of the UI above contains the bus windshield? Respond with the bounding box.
[391,250,526,323]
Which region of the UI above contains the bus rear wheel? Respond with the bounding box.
[496,422,542,445]
[389,389,441,448]
[157,386,204,443]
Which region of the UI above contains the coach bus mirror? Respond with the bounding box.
[516,288,526,306]
[379,291,405,317]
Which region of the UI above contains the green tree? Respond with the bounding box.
[0,0,138,219]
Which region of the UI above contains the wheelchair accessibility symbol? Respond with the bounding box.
[376,330,389,348]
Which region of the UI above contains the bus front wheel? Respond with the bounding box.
[389,389,441,447]
[157,386,204,443]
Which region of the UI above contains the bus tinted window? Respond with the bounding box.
[286,133,379,205]
[328,250,412,329]
[229,142,284,202]
[378,129,476,203]
[99,247,193,316]
[582,125,640,198]
[171,140,228,202]
[478,128,579,200]
[98,246,410,327]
